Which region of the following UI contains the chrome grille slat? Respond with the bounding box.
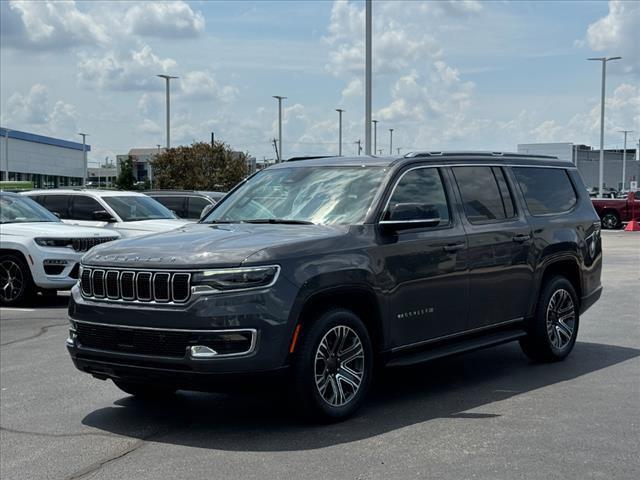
[81,267,191,304]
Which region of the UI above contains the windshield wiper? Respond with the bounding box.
[242,218,314,225]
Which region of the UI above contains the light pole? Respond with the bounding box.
[273,96,286,162]
[619,130,634,191]
[336,109,345,156]
[157,74,178,149]
[372,120,378,155]
[389,128,394,155]
[3,128,9,181]
[588,56,621,198]
[364,0,372,155]
[78,132,88,187]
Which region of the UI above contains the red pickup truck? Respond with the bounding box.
[592,191,640,229]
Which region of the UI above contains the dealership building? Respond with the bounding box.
[517,142,640,191]
[0,127,88,188]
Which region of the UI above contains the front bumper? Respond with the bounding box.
[67,277,298,385]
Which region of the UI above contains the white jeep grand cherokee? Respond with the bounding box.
[0,192,120,305]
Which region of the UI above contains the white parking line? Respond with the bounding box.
[1,308,36,312]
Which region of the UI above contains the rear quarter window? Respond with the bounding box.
[513,167,577,215]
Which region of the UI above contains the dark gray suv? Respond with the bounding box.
[67,152,603,420]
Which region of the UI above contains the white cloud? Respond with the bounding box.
[139,118,162,135]
[77,44,177,91]
[179,71,239,102]
[586,0,640,75]
[341,78,362,98]
[2,84,77,138]
[124,1,205,38]
[2,0,108,50]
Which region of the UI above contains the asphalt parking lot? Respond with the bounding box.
[1,231,638,480]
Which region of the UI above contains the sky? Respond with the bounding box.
[1,0,639,167]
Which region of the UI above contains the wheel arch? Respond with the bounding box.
[536,256,582,311]
[290,285,385,356]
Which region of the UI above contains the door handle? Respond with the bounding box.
[513,234,531,242]
[443,243,465,253]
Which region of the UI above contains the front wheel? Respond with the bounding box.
[293,308,373,421]
[0,253,34,306]
[520,276,579,362]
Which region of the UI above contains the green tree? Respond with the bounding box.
[116,155,136,190]
[151,141,249,191]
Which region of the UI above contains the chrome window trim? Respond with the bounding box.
[72,320,258,358]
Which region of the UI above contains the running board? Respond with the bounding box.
[386,330,527,368]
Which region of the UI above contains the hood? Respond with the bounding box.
[1,222,119,239]
[82,222,347,268]
[116,219,192,235]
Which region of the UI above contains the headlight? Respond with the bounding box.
[35,238,72,248]
[191,265,280,291]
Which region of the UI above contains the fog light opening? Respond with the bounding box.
[190,345,218,358]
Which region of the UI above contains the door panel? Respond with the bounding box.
[450,166,533,328]
[375,167,469,348]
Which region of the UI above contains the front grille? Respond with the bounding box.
[80,267,191,303]
[72,237,119,252]
[74,322,255,358]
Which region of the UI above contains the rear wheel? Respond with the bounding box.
[520,276,579,362]
[0,253,34,306]
[601,212,620,229]
[293,308,373,421]
[113,380,176,399]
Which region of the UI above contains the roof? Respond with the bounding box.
[22,189,147,197]
[0,127,91,152]
[127,148,164,156]
[271,151,570,169]
[146,190,225,198]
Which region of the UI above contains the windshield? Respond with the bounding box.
[0,195,60,224]
[204,166,385,225]
[103,196,177,222]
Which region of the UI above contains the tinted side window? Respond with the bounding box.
[513,167,577,215]
[187,197,211,219]
[385,168,450,225]
[453,166,514,223]
[71,195,104,220]
[42,195,71,219]
[153,196,185,217]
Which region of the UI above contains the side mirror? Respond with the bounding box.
[379,203,441,231]
[199,203,215,221]
[92,210,116,222]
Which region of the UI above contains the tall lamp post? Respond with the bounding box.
[157,74,178,149]
[78,132,88,187]
[619,130,634,191]
[364,0,372,155]
[587,56,621,198]
[273,96,286,162]
[389,128,394,155]
[372,120,378,155]
[336,109,345,156]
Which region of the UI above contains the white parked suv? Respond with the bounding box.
[22,189,191,237]
[0,192,120,305]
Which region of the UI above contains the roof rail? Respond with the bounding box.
[285,155,337,162]
[404,151,558,159]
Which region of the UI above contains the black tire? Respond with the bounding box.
[0,253,34,306]
[520,276,579,362]
[113,379,176,399]
[601,212,620,229]
[292,308,373,421]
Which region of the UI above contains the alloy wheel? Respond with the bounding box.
[314,325,365,407]
[1,260,24,303]
[546,288,576,350]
